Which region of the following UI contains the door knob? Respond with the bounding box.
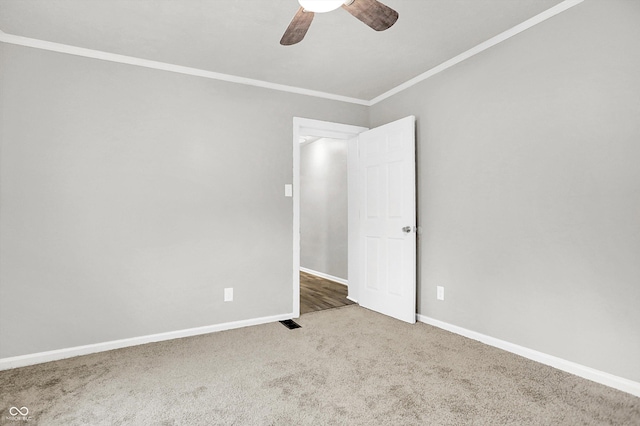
[402,226,415,233]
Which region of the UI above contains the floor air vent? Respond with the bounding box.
[280,319,301,329]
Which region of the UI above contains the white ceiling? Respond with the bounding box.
[0,0,565,100]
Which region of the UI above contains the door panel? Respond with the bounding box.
[359,116,416,324]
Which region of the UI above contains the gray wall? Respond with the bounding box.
[300,138,348,280]
[0,43,367,358]
[2,0,639,386]
[370,0,640,382]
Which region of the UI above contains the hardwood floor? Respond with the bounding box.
[300,271,355,315]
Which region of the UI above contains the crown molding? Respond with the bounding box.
[369,0,584,105]
[0,29,369,106]
[0,0,583,107]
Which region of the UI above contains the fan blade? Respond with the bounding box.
[342,0,398,31]
[280,7,315,45]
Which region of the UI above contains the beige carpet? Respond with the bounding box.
[1,305,638,425]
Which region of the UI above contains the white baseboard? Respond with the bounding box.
[0,312,293,371]
[300,267,348,286]
[416,314,640,398]
[346,296,358,303]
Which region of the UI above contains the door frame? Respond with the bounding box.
[292,117,368,318]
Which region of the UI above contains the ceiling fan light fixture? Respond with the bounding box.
[298,0,345,13]
[281,0,397,45]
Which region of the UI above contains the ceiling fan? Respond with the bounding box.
[280,0,398,46]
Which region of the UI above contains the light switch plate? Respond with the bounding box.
[437,286,444,301]
[224,288,233,302]
[284,184,293,197]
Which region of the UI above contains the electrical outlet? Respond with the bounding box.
[224,288,233,302]
[437,286,444,301]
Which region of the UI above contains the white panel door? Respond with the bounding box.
[358,116,416,323]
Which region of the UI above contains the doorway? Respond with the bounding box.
[292,116,418,323]
[292,118,368,317]
[299,136,355,314]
